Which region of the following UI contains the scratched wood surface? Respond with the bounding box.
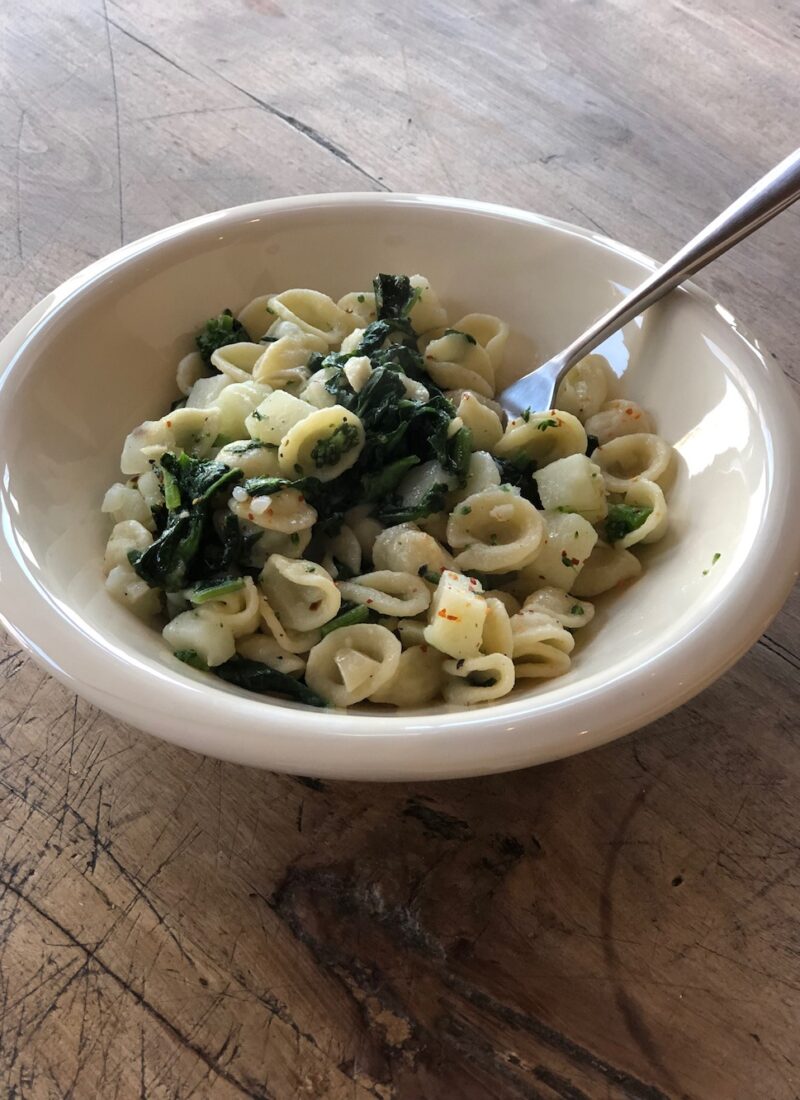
[1,1,799,1097]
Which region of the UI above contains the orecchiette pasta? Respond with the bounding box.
[278,405,365,481]
[451,314,509,372]
[609,479,668,548]
[176,351,207,395]
[510,609,575,679]
[216,440,282,478]
[494,409,587,466]
[337,291,378,327]
[261,556,341,631]
[481,597,513,657]
[104,272,673,709]
[521,588,595,629]
[104,520,154,572]
[102,483,155,531]
[555,354,613,420]
[447,488,544,572]
[305,624,401,706]
[569,541,642,597]
[229,487,317,533]
[451,391,504,451]
[268,289,356,347]
[162,608,237,666]
[370,644,444,705]
[237,633,307,677]
[337,571,431,618]
[443,653,515,704]
[211,342,265,383]
[372,523,453,576]
[407,274,448,333]
[584,399,655,444]
[594,433,673,493]
[253,331,328,388]
[423,330,495,397]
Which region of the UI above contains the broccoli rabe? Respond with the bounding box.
[195,309,249,365]
[310,422,361,469]
[605,503,652,542]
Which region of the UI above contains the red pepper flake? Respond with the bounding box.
[166,419,172,427]
[437,608,448,618]
[446,613,459,621]
[469,577,478,586]
[366,598,374,605]
[266,508,273,515]
[247,512,254,521]
[625,407,635,416]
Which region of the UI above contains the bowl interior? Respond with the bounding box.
[0,195,793,776]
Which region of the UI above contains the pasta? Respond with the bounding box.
[103,272,674,710]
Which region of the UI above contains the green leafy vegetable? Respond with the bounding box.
[319,604,370,636]
[361,455,421,501]
[373,273,420,322]
[214,657,327,707]
[161,463,181,512]
[605,503,653,542]
[187,576,245,604]
[129,453,242,591]
[174,649,209,671]
[195,309,249,366]
[495,455,542,509]
[377,482,450,525]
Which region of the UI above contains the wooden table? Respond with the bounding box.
[1,2,799,1097]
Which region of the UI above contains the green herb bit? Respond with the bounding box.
[421,569,442,585]
[188,576,245,604]
[536,417,559,432]
[320,604,370,636]
[174,649,208,671]
[289,532,300,545]
[570,604,585,616]
[703,551,722,575]
[605,503,653,542]
[357,294,366,303]
[521,408,531,423]
[310,422,360,468]
[459,505,472,515]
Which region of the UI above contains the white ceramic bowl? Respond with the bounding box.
[1,194,798,780]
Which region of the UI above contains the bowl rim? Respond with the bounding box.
[1,191,799,780]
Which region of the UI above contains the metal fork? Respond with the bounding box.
[499,146,800,417]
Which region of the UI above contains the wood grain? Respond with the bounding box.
[1,1,798,1096]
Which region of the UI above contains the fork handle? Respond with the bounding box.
[556,146,800,375]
